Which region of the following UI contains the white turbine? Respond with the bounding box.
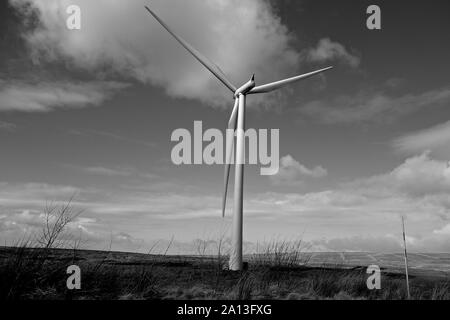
[145,5,333,271]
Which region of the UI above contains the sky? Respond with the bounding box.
[1,0,450,253]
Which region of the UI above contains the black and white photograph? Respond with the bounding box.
[0,0,449,310]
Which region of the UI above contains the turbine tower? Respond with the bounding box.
[145,5,333,271]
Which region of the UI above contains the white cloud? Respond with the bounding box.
[270,155,327,186]
[0,121,17,131]
[310,235,403,252]
[300,86,450,124]
[0,207,97,245]
[389,153,450,197]
[0,79,128,112]
[309,232,450,253]
[433,224,450,236]
[69,129,156,147]
[90,193,222,220]
[1,153,450,252]
[0,182,82,207]
[83,166,135,177]
[10,0,303,108]
[393,120,450,158]
[74,165,157,179]
[350,152,450,198]
[307,38,360,68]
[255,153,450,245]
[0,207,146,253]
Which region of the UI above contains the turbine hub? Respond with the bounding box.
[234,75,256,98]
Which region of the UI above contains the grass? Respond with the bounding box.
[1,200,447,300]
[0,246,448,300]
[250,238,312,268]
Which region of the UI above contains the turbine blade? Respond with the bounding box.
[144,5,237,93]
[248,66,333,94]
[222,98,239,217]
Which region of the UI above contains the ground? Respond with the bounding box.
[0,247,448,300]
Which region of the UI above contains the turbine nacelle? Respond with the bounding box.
[234,75,255,98]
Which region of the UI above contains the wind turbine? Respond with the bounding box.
[145,5,333,271]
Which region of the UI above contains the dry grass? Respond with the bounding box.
[0,205,448,301]
[0,245,449,300]
[250,238,312,268]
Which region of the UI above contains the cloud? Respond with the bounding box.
[0,182,82,207]
[109,232,145,252]
[90,193,222,220]
[306,38,360,68]
[0,206,146,251]
[254,153,450,243]
[10,0,303,108]
[69,129,156,147]
[310,235,403,252]
[0,208,144,252]
[0,207,97,244]
[393,120,450,158]
[0,210,44,233]
[1,153,450,252]
[349,152,450,198]
[309,231,450,253]
[433,224,450,236]
[75,165,157,179]
[270,155,327,186]
[0,79,129,112]
[300,86,450,125]
[0,121,17,131]
[390,154,450,197]
[82,166,135,177]
[385,78,405,89]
